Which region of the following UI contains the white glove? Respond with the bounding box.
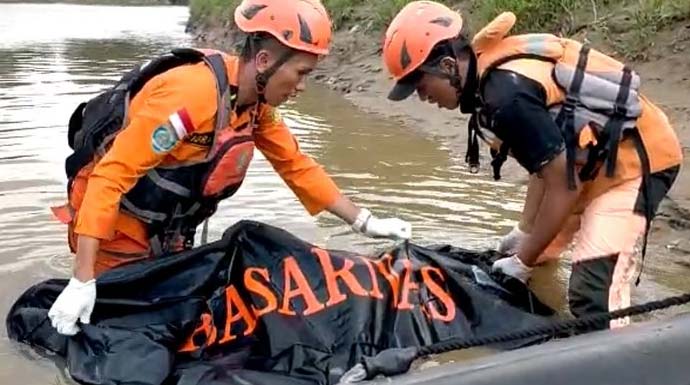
[492,255,533,283]
[351,208,412,240]
[48,277,96,336]
[497,225,529,255]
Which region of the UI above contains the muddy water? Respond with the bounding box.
[0,3,686,384]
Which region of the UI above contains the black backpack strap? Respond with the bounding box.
[202,53,232,132]
[128,48,205,96]
[555,43,590,191]
[171,47,205,60]
[203,53,229,97]
[630,129,652,285]
[604,67,633,178]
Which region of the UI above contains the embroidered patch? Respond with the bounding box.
[151,125,178,153]
[184,132,214,147]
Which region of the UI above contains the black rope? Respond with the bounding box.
[417,291,690,358]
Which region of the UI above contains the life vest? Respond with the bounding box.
[467,33,645,190]
[64,48,255,255]
[466,26,663,278]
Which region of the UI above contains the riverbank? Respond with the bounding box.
[190,1,690,292]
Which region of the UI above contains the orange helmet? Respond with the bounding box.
[383,1,464,101]
[234,0,332,56]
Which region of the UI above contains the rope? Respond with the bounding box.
[416,291,690,358]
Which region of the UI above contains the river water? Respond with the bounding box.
[0,3,687,384]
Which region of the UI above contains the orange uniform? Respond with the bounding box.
[59,54,340,274]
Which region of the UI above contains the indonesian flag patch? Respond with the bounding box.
[169,108,195,139]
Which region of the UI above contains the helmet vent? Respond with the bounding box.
[297,14,314,44]
[400,41,412,70]
[241,4,267,20]
[429,16,453,27]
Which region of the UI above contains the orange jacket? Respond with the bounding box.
[61,55,340,271]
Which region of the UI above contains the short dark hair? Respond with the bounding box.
[240,32,294,62]
[424,35,473,68]
[423,21,473,67]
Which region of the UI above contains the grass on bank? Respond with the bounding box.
[189,0,690,59]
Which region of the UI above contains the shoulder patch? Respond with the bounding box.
[151,124,179,153]
[152,107,197,153]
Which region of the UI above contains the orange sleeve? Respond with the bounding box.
[74,65,217,240]
[254,106,341,215]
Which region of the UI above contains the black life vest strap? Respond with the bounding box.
[604,67,633,178]
[630,129,652,286]
[554,44,590,190]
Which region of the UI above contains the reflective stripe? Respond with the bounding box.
[146,169,192,197]
[121,197,166,222]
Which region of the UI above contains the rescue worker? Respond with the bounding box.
[381,1,682,327]
[47,0,412,336]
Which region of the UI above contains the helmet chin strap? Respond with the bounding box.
[247,34,295,104]
[254,51,293,103]
[458,51,478,114]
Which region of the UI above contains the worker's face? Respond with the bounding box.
[257,50,317,107]
[415,56,465,110]
[415,73,459,110]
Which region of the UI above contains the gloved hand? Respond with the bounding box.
[497,225,529,255]
[47,277,96,336]
[492,255,533,283]
[351,208,412,240]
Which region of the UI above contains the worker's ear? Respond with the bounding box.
[255,49,273,73]
[439,56,456,75]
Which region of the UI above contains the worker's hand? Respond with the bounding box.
[351,208,412,240]
[492,255,533,283]
[47,277,96,336]
[497,225,529,255]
